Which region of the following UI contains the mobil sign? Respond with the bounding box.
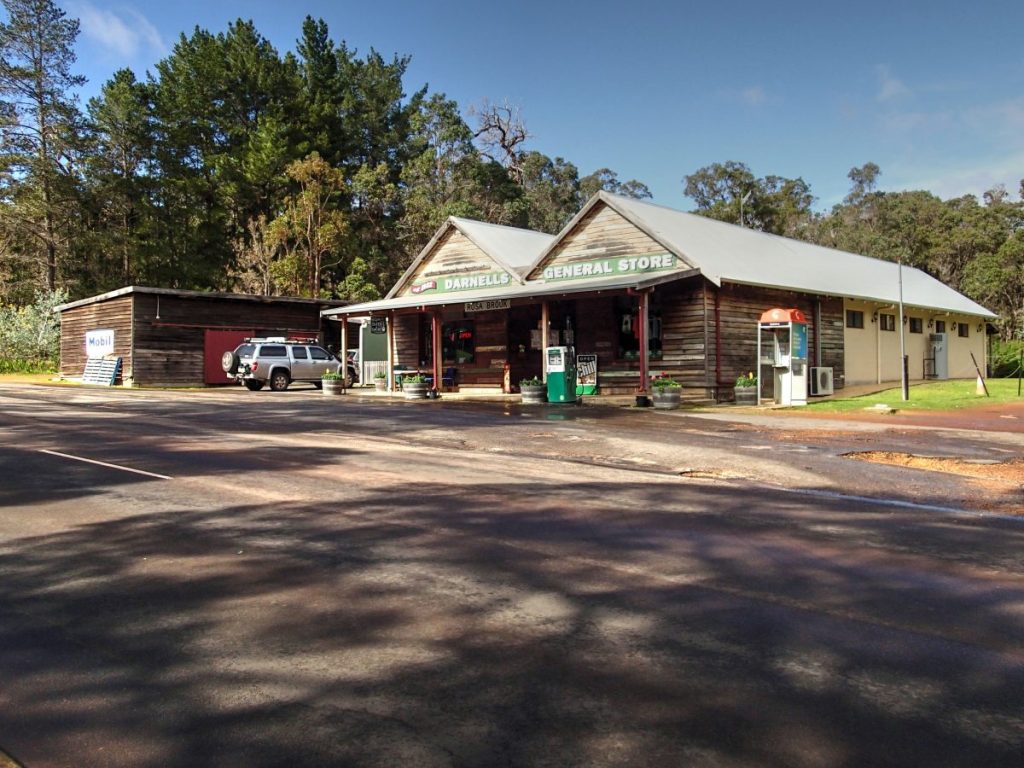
[85,329,115,358]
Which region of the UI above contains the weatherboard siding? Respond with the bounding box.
[59,295,133,383]
[399,229,510,298]
[712,283,845,399]
[531,202,675,278]
[130,294,324,386]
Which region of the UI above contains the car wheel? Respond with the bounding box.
[269,369,290,391]
[346,366,357,388]
[244,380,264,391]
[222,350,240,373]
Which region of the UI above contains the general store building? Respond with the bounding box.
[325,192,995,401]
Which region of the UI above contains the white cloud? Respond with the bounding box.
[70,2,165,59]
[876,65,910,102]
[739,86,767,106]
[718,85,770,107]
[888,152,1024,202]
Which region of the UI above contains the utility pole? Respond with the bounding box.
[739,190,752,227]
[898,258,909,401]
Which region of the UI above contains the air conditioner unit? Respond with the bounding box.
[809,366,833,396]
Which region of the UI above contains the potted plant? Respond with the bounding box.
[321,370,345,395]
[734,371,758,405]
[402,373,429,400]
[520,376,546,404]
[373,371,387,392]
[651,375,682,410]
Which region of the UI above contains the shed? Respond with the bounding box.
[56,287,345,386]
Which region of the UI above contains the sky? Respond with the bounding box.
[46,0,1024,209]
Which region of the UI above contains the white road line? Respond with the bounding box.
[38,449,173,480]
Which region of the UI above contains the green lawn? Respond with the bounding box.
[803,378,1024,412]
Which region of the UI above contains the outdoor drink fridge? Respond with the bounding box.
[546,346,577,403]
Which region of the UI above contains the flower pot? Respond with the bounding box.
[374,380,387,392]
[321,379,345,395]
[734,386,757,405]
[520,383,546,404]
[403,381,428,400]
[651,386,682,410]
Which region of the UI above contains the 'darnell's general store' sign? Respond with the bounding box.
[410,270,512,295]
[542,254,676,281]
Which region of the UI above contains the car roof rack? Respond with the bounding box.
[243,336,319,344]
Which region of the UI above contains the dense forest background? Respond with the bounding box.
[1,0,1022,355]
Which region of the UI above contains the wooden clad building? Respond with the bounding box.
[57,287,343,386]
[323,192,995,401]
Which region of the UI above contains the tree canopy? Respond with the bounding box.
[1,4,1021,343]
[685,160,1023,340]
[0,6,649,304]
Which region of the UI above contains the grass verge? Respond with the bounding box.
[804,378,1024,412]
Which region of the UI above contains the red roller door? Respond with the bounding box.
[204,329,253,384]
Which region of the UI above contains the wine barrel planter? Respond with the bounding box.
[403,381,429,400]
[520,383,547,404]
[651,386,682,410]
[734,387,758,405]
[321,379,345,396]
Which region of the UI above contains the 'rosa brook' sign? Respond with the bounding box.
[543,254,676,281]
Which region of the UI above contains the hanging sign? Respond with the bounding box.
[465,299,510,313]
[369,316,387,334]
[85,329,115,358]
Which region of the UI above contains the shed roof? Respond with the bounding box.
[584,192,995,318]
[55,286,346,313]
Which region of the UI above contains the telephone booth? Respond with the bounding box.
[757,308,808,406]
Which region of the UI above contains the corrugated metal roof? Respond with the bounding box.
[601,193,997,318]
[450,217,555,274]
[55,285,345,313]
[385,217,555,299]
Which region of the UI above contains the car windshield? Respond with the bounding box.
[236,344,256,358]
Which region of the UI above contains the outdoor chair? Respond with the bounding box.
[441,367,457,391]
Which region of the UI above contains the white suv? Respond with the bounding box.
[221,339,354,391]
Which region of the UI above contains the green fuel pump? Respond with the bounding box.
[546,346,577,403]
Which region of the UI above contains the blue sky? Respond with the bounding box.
[52,0,1024,209]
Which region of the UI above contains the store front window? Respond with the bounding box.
[616,297,662,360]
[443,320,475,363]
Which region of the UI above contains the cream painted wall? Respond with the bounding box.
[843,299,988,385]
[947,318,988,378]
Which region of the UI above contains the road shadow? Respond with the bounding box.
[1,477,1023,767]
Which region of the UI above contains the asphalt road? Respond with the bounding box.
[0,384,1022,767]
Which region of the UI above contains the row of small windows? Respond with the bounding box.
[845,310,969,336]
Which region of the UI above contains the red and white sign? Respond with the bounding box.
[410,280,436,295]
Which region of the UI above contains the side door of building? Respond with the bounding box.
[290,345,312,381]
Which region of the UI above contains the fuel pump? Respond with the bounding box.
[545,346,578,403]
